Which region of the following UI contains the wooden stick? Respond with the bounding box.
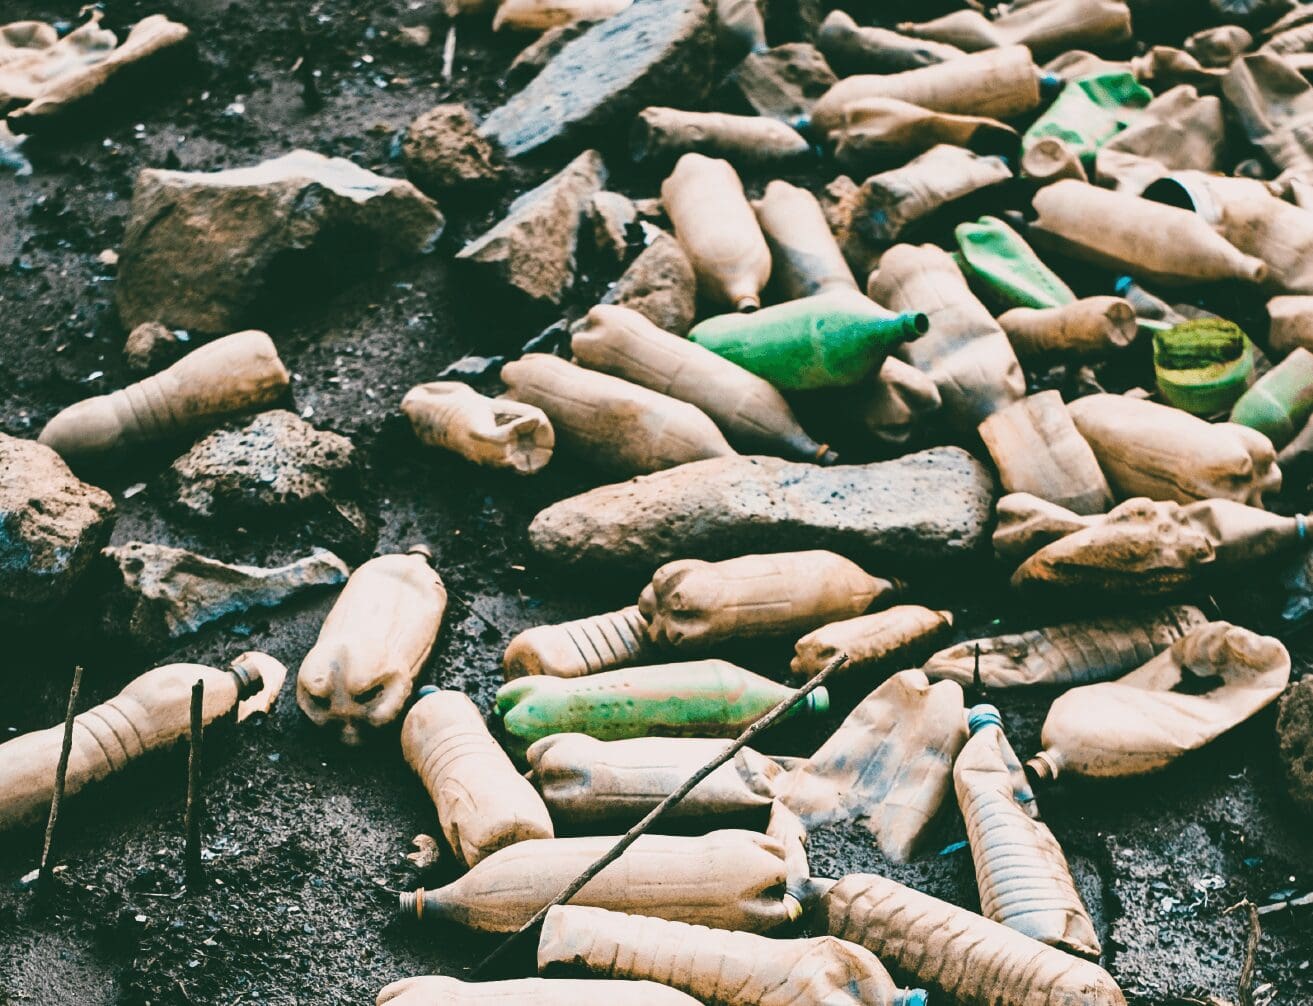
[442,24,457,81]
[470,652,850,977]
[185,679,205,892]
[38,665,83,902]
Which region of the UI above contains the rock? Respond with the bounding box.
[0,433,116,608]
[506,21,596,90]
[1277,677,1313,815]
[103,541,349,647]
[398,24,431,47]
[165,410,374,558]
[402,104,503,195]
[529,447,995,569]
[115,149,445,333]
[456,150,606,307]
[478,0,715,157]
[122,321,180,372]
[600,229,697,335]
[722,43,837,125]
[589,191,638,265]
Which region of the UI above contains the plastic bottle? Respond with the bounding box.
[1021,72,1151,174]
[820,874,1127,1006]
[401,381,554,475]
[1029,181,1269,287]
[1268,296,1313,355]
[977,391,1114,516]
[998,297,1137,362]
[631,108,810,168]
[1153,320,1256,415]
[1231,346,1313,448]
[1027,622,1290,782]
[956,705,1100,956]
[954,216,1076,311]
[816,10,965,75]
[1096,86,1225,195]
[502,606,657,680]
[827,98,1017,169]
[863,356,943,446]
[751,180,858,300]
[492,0,631,31]
[537,904,927,1006]
[401,688,554,867]
[1222,54,1313,184]
[497,660,828,747]
[897,0,1132,61]
[1113,276,1192,329]
[571,305,834,463]
[0,656,265,829]
[398,829,800,933]
[661,153,771,311]
[500,353,735,477]
[376,976,702,1006]
[687,289,927,391]
[922,605,1209,689]
[297,546,447,745]
[638,550,903,649]
[778,670,966,862]
[811,46,1042,135]
[790,605,954,679]
[38,329,289,461]
[526,734,783,825]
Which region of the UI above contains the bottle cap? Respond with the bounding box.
[806,687,830,716]
[1025,749,1061,784]
[407,543,435,565]
[1038,71,1063,99]
[967,704,1003,734]
[418,685,439,698]
[228,659,263,700]
[398,889,423,920]
[896,991,929,1006]
[1113,275,1134,296]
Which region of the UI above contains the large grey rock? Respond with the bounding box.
[478,0,715,157]
[0,433,115,607]
[115,150,445,332]
[457,150,606,306]
[529,447,995,569]
[724,43,836,124]
[402,104,503,195]
[600,229,697,335]
[103,541,348,647]
[165,410,374,558]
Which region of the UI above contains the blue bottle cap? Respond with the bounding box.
[417,685,439,698]
[897,990,929,1006]
[1038,71,1064,98]
[968,703,1003,734]
[1113,275,1134,296]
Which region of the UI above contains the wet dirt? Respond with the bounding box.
[0,1,1311,1004]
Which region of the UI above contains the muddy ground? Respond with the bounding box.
[0,1,1311,1004]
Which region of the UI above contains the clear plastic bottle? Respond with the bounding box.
[502,606,657,679]
[377,976,701,1006]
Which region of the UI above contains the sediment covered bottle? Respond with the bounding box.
[752,180,858,300]
[999,297,1137,362]
[955,215,1076,311]
[399,829,800,933]
[897,0,1132,60]
[638,550,903,649]
[791,605,954,679]
[1027,621,1291,782]
[955,705,1100,957]
[401,381,554,475]
[1029,181,1269,286]
[297,546,447,745]
[661,153,771,311]
[863,356,943,446]
[527,734,783,825]
[502,605,657,679]
[0,655,266,830]
[1268,296,1313,356]
[817,10,965,75]
[400,688,554,867]
[922,605,1209,689]
[571,305,834,462]
[496,661,829,747]
[500,353,735,477]
[688,289,926,391]
[1022,71,1151,175]
[537,905,926,1006]
[376,976,702,1006]
[828,98,1017,169]
[492,0,631,31]
[38,329,289,461]
[1095,85,1225,195]
[631,108,810,167]
[1230,347,1313,448]
[820,873,1128,1006]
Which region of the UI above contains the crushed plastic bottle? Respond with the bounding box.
[998,297,1137,362]
[376,976,701,1006]
[827,98,1016,169]
[631,108,810,167]
[791,605,954,679]
[1021,71,1152,179]
[896,0,1132,61]
[955,215,1077,311]
[1230,347,1313,448]
[502,606,657,679]
[1153,319,1255,415]
[401,381,554,475]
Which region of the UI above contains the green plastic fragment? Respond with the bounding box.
[1153,319,1255,416]
[1231,347,1313,448]
[955,215,1076,310]
[1023,71,1152,169]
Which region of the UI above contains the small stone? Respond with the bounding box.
[1278,678,1313,815]
[98,248,119,268]
[0,433,116,609]
[600,229,697,335]
[116,150,445,333]
[479,0,715,157]
[529,447,996,569]
[102,541,349,647]
[122,321,180,372]
[398,24,431,47]
[722,42,836,125]
[456,150,606,307]
[165,410,374,558]
[402,103,503,196]
[588,191,638,265]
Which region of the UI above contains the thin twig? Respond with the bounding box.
[38,665,84,903]
[1225,899,1262,1006]
[469,652,850,977]
[185,680,205,892]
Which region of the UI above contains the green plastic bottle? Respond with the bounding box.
[1153,319,1255,416]
[495,660,829,748]
[686,289,928,390]
[1023,72,1151,170]
[955,215,1076,310]
[1230,347,1313,448]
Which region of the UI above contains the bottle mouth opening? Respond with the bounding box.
[736,296,761,313]
[229,661,263,700]
[408,544,434,565]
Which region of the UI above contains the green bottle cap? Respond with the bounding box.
[806,687,830,716]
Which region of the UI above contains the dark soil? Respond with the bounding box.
[1,2,1311,1005]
